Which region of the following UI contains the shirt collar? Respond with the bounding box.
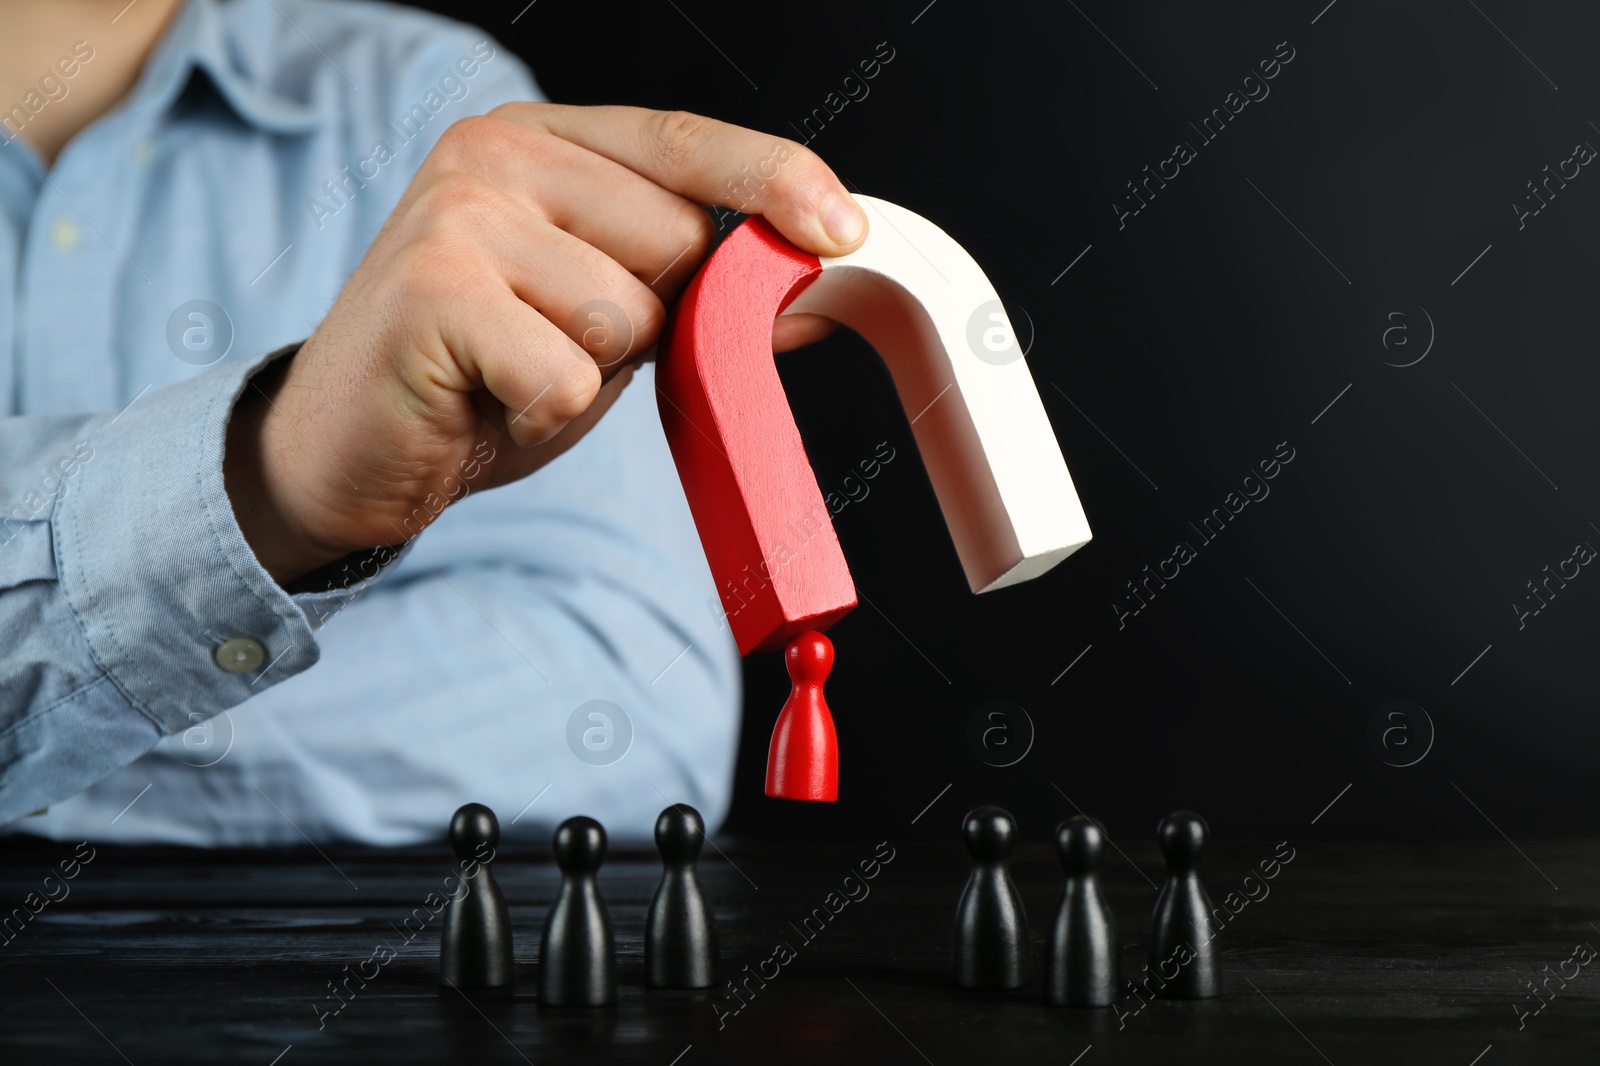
[128,0,329,135]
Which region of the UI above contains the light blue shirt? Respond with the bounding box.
[0,0,740,844]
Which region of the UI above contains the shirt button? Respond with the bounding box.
[214,638,266,673]
[134,139,154,165]
[48,218,81,252]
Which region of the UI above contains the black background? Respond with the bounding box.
[409,0,1600,842]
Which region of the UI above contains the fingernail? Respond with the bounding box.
[821,193,866,247]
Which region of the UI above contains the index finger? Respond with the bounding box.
[491,103,869,258]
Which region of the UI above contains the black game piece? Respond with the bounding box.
[1148,810,1222,998]
[539,815,617,1007]
[952,805,1029,989]
[645,803,720,988]
[1044,815,1118,1006]
[439,803,513,990]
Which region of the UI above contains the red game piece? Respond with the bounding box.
[764,631,837,802]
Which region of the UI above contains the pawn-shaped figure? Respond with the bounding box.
[1044,815,1118,1006]
[1148,810,1222,998]
[645,804,719,988]
[439,803,514,990]
[952,805,1029,989]
[539,816,617,1007]
[765,631,838,802]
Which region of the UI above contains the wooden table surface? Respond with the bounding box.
[1,834,1595,1064]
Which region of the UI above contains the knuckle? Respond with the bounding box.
[774,143,833,202]
[611,292,662,355]
[473,115,538,160]
[722,138,810,211]
[409,173,501,243]
[546,366,601,423]
[412,171,478,218]
[637,205,714,290]
[669,205,716,265]
[430,115,492,165]
[569,288,661,368]
[487,100,544,122]
[646,109,713,171]
[768,136,808,172]
[631,294,667,349]
[434,115,538,171]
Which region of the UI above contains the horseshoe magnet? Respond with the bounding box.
[656,194,1091,799]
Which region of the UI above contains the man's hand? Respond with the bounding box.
[223,105,868,584]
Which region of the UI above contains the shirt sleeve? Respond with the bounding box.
[0,344,404,824]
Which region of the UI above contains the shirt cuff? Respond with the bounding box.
[51,344,403,736]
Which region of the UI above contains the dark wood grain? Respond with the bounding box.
[1,835,1596,1064]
